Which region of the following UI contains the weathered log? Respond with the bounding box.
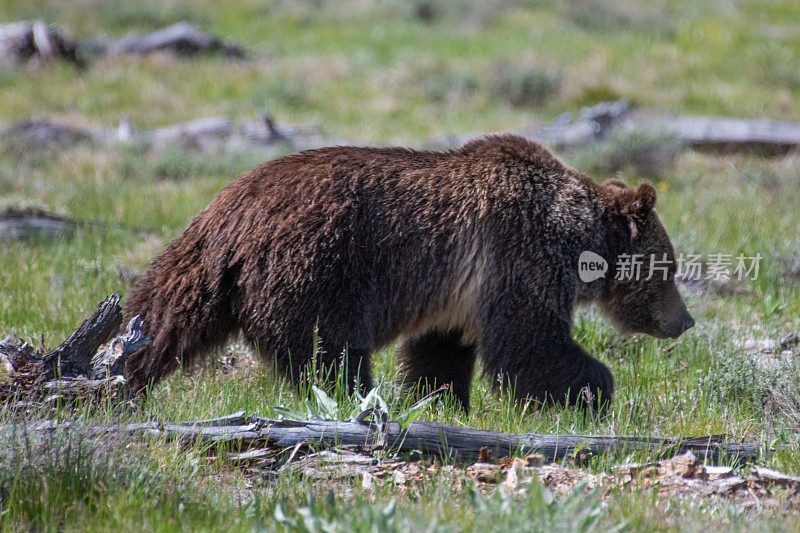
[0,208,82,240]
[250,416,762,465]
[0,20,246,67]
[94,22,245,59]
[2,118,100,149]
[1,411,762,465]
[651,115,800,153]
[0,20,82,67]
[434,101,800,154]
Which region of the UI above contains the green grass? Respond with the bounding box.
[1,0,799,530]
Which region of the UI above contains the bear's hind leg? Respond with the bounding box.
[248,333,373,397]
[398,329,477,412]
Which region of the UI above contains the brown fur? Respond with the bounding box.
[123,134,693,410]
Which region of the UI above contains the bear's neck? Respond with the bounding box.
[574,190,632,304]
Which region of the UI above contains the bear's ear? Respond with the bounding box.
[632,182,657,213]
[608,182,657,240]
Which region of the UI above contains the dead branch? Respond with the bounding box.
[8,294,123,386]
[0,21,245,67]
[94,22,246,59]
[0,20,82,67]
[1,118,101,149]
[0,207,89,240]
[435,100,800,154]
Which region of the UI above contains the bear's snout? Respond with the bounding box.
[657,307,695,338]
[682,310,695,331]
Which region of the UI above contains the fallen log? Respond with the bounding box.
[0,114,326,154]
[0,207,106,240]
[435,101,800,154]
[0,20,246,67]
[251,415,763,464]
[94,22,246,59]
[0,208,75,239]
[1,410,762,465]
[651,115,800,153]
[1,118,101,149]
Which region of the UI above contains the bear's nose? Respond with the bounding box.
[682,310,695,332]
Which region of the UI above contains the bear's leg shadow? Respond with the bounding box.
[398,328,477,412]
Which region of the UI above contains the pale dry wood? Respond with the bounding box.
[8,100,798,156]
[0,20,244,67]
[0,411,762,465]
[434,100,800,153]
[0,20,81,67]
[95,22,245,58]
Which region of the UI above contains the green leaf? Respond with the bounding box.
[359,386,389,414]
[396,393,437,428]
[312,385,339,419]
[271,406,308,421]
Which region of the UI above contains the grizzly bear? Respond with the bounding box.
[123,134,694,411]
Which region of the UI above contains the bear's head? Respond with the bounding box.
[598,179,694,339]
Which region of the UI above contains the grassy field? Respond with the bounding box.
[1,0,800,530]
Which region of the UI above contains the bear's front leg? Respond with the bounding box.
[495,338,613,410]
[480,303,614,410]
[552,341,614,409]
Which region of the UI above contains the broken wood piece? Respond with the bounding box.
[751,466,800,486]
[0,20,82,67]
[3,294,123,389]
[90,315,151,379]
[98,22,246,58]
[177,411,249,428]
[0,294,152,404]
[0,207,106,240]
